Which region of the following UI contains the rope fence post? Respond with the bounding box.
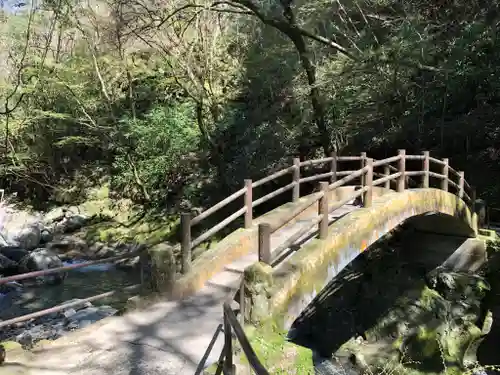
[441,158,449,192]
[360,152,367,188]
[383,164,390,189]
[397,149,406,192]
[363,158,373,208]
[258,223,271,264]
[330,151,337,184]
[244,179,253,228]
[422,151,429,188]
[181,213,192,274]
[318,181,329,239]
[458,171,465,199]
[293,157,300,202]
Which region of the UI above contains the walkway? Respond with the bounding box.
[1,203,359,375]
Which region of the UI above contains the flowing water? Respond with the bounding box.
[0,265,142,321]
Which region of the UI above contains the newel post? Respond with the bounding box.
[244,179,253,228]
[180,213,192,274]
[363,158,373,208]
[293,158,300,202]
[458,171,465,199]
[360,152,367,188]
[258,223,271,264]
[318,182,329,239]
[397,149,406,192]
[330,151,337,184]
[422,151,430,188]
[441,158,449,192]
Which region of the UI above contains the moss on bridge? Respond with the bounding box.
[244,188,476,328]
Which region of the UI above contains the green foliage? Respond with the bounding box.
[0,0,500,211]
[111,104,200,201]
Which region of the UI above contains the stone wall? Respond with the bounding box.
[243,188,476,329]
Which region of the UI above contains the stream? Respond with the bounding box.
[0,264,142,346]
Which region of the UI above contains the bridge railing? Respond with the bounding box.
[0,249,148,330]
[180,150,475,272]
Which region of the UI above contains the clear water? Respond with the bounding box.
[0,266,142,320]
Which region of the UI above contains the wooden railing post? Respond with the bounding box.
[330,151,337,184]
[360,152,367,188]
[422,151,430,188]
[293,158,300,202]
[458,171,465,199]
[383,164,390,189]
[223,310,234,374]
[441,158,449,192]
[244,179,253,228]
[181,213,192,274]
[470,187,476,212]
[258,223,271,264]
[318,182,329,239]
[363,158,373,208]
[397,149,406,192]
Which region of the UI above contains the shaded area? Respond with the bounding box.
[287,225,468,357]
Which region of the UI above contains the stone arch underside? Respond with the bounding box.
[263,188,476,330]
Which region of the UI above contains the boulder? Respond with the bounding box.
[18,248,66,285]
[6,225,41,251]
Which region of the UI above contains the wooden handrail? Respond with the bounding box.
[179,150,476,273]
[220,302,270,375]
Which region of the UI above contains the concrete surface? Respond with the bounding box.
[1,201,360,375]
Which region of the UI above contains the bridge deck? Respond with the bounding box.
[2,201,359,375]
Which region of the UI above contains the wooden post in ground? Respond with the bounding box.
[293,158,300,202]
[397,149,406,192]
[364,158,373,208]
[441,158,449,192]
[422,151,430,188]
[318,182,329,239]
[180,213,192,274]
[330,151,337,184]
[258,223,271,264]
[244,179,253,228]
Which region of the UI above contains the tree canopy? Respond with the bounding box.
[1,0,499,210]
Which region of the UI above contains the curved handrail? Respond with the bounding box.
[180,150,475,272]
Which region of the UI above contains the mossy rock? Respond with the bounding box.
[0,341,22,351]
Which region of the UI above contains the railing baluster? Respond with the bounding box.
[360,152,366,188]
[441,158,449,192]
[330,151,337,184]
[397,149,406,192]
[223,310,234,374]
[293,157,300,202]
[258,223,271,264]
[422,151,429,188]
[458,171,465,199]
[181,213,192,274]
[364,158,373,208]
[244,179,253,228]
[318,182,329,239]
[383,164,390,189]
